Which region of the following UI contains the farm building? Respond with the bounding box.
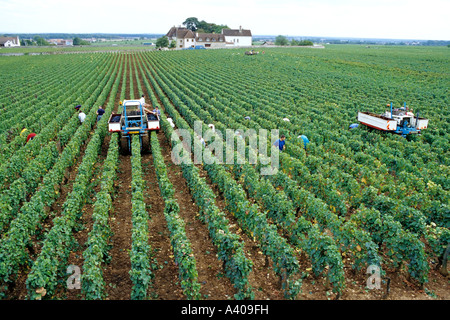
[0,36,20,47]
[166,26,252,49]
[166,27,196,49]
[222,27,252,46]
[195,33,227,48]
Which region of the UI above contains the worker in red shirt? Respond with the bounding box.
[26,132,36,143]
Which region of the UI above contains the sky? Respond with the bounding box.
[1,0,449,40]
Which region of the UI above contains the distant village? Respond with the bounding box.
[0,35,114,47]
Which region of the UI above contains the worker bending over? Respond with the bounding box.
[78,110,86,123]
[26,132,36,143]
[298,134,309,150]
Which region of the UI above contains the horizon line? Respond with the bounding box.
[1,32,449,42]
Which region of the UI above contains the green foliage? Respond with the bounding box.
[26,111,112,298]
[146,60,303,298]
[0,45,448,299]
[81,131,120,300]
[129,136,154,300]
[162,117,254,299]
[150,131,201,300]
[351,206,429,285]
[137,46,449,290]
[291,39,314,46]
[183,17,200,32]
[182,17,229,33]
[275,35,289,46]
[155,36,169,49]
[73,37,91,45]
[20,39,34,46]
[0,53,121,298]
[33,36,51,46]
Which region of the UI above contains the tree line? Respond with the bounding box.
[182,17,229,34]
[17,36,90,46]
[275,35,314,46]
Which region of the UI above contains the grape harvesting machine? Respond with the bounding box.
[108,100,160,154]
[358,102,429,137]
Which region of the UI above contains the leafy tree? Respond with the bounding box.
[169,40,176,49]
[291,39,314,46]
[33,36,50,46]
[183,17,200,32]
[73,37,90,45]
[210,23,229,34]
[20,39,34,46]
[275,35,289,46]
[156,36,169,49]
[183,17,228,34]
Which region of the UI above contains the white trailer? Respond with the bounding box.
[357,111,398,131]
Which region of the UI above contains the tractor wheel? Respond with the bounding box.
[141,132,150,154]
[119,134,130,155]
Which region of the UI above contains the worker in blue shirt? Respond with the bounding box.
[273,135,286,151]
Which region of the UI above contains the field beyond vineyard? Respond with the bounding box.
[0,45,448,301]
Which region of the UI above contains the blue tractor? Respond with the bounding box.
[108,100,160,154]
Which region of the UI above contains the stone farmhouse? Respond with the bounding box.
[0,36,20,47]
[166,26,252,49]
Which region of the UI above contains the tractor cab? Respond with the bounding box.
[123,101,146,130]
